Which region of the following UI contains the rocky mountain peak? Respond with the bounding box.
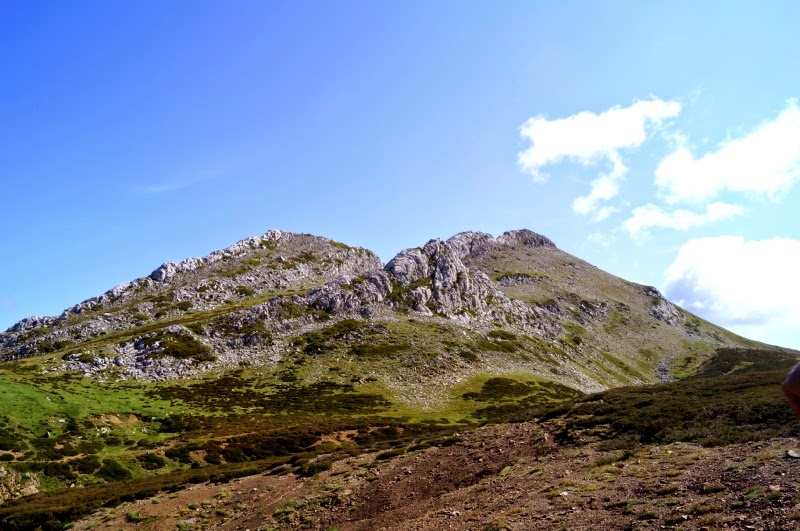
[370,238,500,317]
[446,229,556,260]
[497,229,556,249]
[148,229,286,283]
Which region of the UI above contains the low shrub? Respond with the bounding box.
[94,459,132,481]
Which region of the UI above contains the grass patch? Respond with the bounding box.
[462,377,536,401]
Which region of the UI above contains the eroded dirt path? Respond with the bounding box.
[72,422,800,530]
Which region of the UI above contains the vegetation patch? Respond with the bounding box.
[142,331,214,362]
[349,343,409,357]
[462,377,536,402]
[472,380,583,420]
[474,331,523,353]
[137,453,167,470]
[491,271,547,283]
[94,458,132,482]
[292,319,381,354]
[533,349,800,447]
[235,285,255,297]
[155,375,392,415]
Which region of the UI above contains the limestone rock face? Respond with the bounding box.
[644,286,683,326]
[446,229,556,261]
[385,248,431,287]
[446,231,496,259]
[497,229,556,249]
[424,239,492,315]
[149,230,285,282]
[305,271,393,315]
[8,315,56,333]
[382,239,560,338]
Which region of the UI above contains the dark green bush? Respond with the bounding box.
[94,458,132,481]
[296,460,333,477]
[43,462,77,481]
[462,378,535,401]
[72,455,101,474]
[145,332,214,362]
[375,449,404,461]
[349,343,408,357]
[487,330,516,341]
[137,453,167,470]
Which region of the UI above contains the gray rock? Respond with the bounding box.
[385,247,431,286]
[497,229,557,249]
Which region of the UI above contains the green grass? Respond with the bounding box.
[669,341,719,379]
[445,373,583,422]
[0,369,172,439]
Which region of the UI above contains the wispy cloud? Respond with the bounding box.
[518,97,680,219]
[655,100,800,204]
[134,169,225,195]
[138,182,196,195]
[622,202,744,239]
[0,297,14,310]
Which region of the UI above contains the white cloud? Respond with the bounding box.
[622,202,744,239]
[518,97,681,182]
[572,152,626,221]
[663,237,800,346]
[656,100,800,203]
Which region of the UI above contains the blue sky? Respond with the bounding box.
[2,1,800,349]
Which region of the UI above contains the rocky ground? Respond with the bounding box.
[71,421,800,531]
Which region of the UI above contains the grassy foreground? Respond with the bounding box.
[0,347,797,529]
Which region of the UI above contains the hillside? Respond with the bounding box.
[0,228,795,530]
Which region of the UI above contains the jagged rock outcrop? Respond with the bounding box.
[643,286,683,326]
[384,238,561,336]
[496,229,556,249]
[446,229,556,261]
[148,230,284,283]
[305,271,393,315]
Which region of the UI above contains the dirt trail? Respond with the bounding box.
[72,421,800,530]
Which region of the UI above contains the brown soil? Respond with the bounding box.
[71,421,800,530]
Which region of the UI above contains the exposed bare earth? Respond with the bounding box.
[73,422,800,531]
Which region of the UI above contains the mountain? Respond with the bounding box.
[0,229,796,530]
[0,229,761,388]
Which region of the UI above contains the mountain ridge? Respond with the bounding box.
[0,227,774,390]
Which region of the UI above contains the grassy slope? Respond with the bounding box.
[467,245,777,385]
[5,346,797,530]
